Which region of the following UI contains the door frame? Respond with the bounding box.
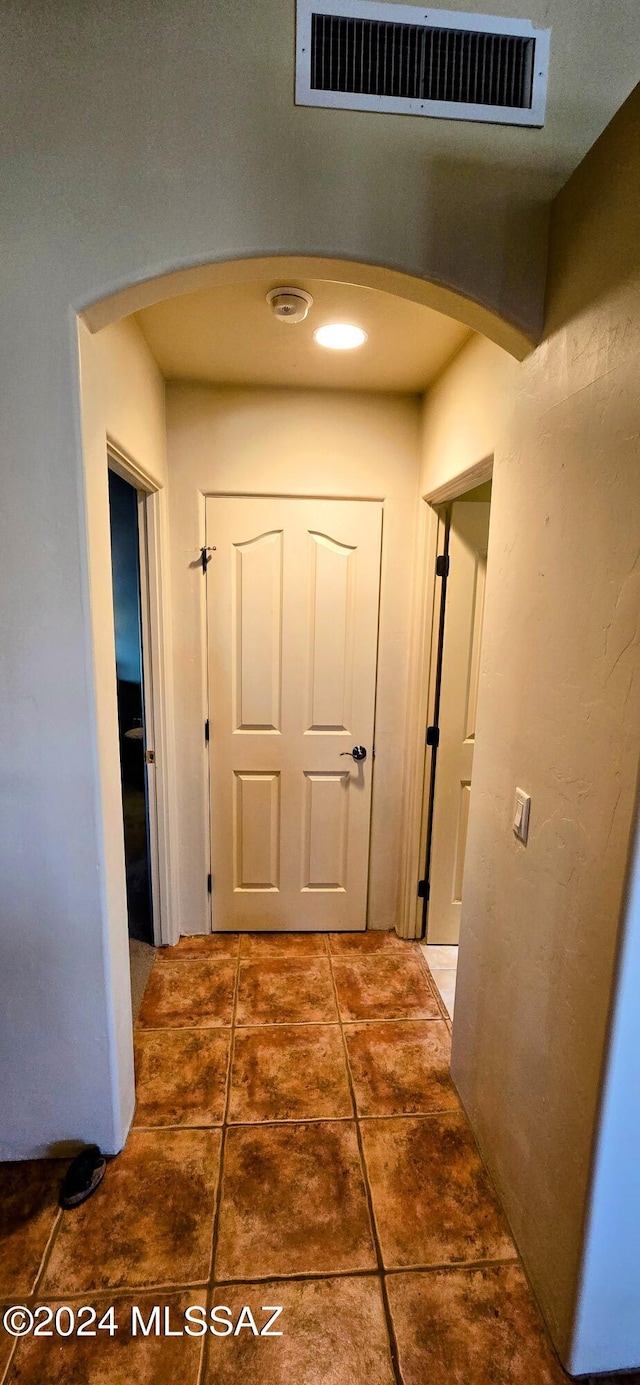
[203,488,385,932]
[108,441,179,946]
[397,456,493,940]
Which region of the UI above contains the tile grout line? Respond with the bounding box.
[7,1202,70,1373]
[5,1257,533,1310]
[210,1253,520,1286]
[155,946,240,965]
[221,949,242,1130]
[135,1023,234,1033]
[326,946,405,1385]
[8,1256,526,1308]
[155,956,240,967]
[414,944,452,1024]
[3,1280,211,1308]
[136,1015,448,1034]
[198,945,243,1385]
[31,1205,64,1299]
[132,1104,462,1133]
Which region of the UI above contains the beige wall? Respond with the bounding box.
[80,317,167,1153]
[420,335,518,495]
[165,385,421,936]
[4,3,640,351]
[419,92,640,1368]
[93,318,168,488]
[542,87,640,1376]
[1,307,165,1159]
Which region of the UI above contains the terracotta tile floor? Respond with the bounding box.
[0,930,618,1383]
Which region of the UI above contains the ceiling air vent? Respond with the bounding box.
[296,0,550,126]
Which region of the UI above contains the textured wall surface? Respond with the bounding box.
[3,1,640,342]
[447,91,640,1368]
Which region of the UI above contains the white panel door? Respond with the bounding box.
[427,501,491,944]
[205,496,382,931]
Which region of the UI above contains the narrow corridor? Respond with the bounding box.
[0,933,595,1382]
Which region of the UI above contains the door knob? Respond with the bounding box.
[340,745,367,762]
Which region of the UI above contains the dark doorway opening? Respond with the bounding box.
[108,468,154,945]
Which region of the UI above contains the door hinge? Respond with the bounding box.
[417,879,430,900]
[204,719,210,744]
[207,873,212,894]
[425,725,440,749]
[436,554,450,578]
[200,546,216,574]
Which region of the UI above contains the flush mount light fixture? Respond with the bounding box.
[314,323,368,350]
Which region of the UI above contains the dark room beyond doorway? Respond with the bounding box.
[108,467,154,946]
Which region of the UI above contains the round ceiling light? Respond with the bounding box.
[313,323,368,350]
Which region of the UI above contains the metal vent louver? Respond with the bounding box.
[296,1,550,126]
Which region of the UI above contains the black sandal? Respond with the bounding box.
[59,1145,106,1209]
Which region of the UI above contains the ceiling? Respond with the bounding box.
[135,279,472,393]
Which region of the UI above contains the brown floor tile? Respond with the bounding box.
[5,1291,206,1384]
[361,1113,515,1268]
[215,1122,376,1279]
[235,959,337,1026]
[345,1020,460,1117]
[332,956,440,1022]
[156,934,239,961]
[137,959,235,1029]
[41,1129,221,1294]
[134,1028,230,1127]
[204,1276,395,1385]
[239,933,328,958]
[0,1160,63,1296]
[0,1321,16,1380]
[228,1025,352,1124]
[329,931,420,957]
[386,1266,570,1383]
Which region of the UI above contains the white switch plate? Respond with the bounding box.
[513,788,531,843]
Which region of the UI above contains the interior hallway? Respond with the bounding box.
[0,930,597,1384]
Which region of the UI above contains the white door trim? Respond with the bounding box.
[107,442,179,946]
[396,456,493,940]
[424,455,493,507]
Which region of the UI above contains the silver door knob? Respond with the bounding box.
[340,745,367,762]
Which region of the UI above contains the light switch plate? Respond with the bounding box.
[513,788,531,843]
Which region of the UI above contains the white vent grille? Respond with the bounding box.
[296,1,550,126]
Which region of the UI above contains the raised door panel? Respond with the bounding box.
[303,771,349,890]
[307,532,355,733]
[233,771,280,891]
[234,530,283,733]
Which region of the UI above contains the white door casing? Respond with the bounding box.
[427,500,491,944]
[205,496,382,931]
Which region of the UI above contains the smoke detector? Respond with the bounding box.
[266,286,313,323]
